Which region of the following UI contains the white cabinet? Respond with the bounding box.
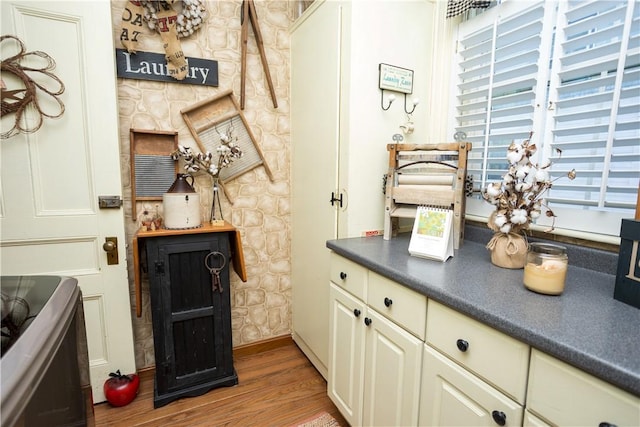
[368,271,426,340]
[426,300,530,403]
[362,308,423,427]
[420,300,527,426]
[290,0,342,379]
[328,258,425,426]
[420,345,524,427]
[327,254,640,427]
[330,251,367,301]
[290,0,434,379]
[328,283,366,424]
[526,350,640,427]
[523,410,552,427]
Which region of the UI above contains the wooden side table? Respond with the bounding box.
[132,222,247,407]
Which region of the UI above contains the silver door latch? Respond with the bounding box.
[98,196,123,209]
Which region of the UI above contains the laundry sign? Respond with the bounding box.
[115,49,218,86]
[378,63,413,94]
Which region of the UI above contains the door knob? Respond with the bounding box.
[491,410,506,426]
[103,237,119,265]
[456,339,469,352]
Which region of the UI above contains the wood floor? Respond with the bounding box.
[93,338,347,427]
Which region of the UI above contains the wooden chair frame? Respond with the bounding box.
[383,142,471,249]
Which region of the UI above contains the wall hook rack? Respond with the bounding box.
[404,94,419,114]
[381,90,396,111]
[379,63,414,112]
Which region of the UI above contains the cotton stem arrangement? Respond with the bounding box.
[171,124,242,180]
[482,132,576,235]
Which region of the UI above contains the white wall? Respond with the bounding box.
[338,0,456,237]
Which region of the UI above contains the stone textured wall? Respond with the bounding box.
[110,0,295,369]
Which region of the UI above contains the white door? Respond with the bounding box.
[328,284,366,426]
[419,345,524,427]
[363,309,423,427]
[290,0,342,379]
[0,0,136,403]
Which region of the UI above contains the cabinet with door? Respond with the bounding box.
[328,254,425,426]
[290,0,435,378]
[420,300,529,426]
[421,300,640,427]
[136,223,246,408]
[327,248,640,426]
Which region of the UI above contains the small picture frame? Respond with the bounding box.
[379,63,413,94]
[614,219,640,309]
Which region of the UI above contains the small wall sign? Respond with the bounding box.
[115,49,218,86]
[378,63,413,94]
[615,219,640,309]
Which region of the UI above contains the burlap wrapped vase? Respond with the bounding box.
[486,232,527,269]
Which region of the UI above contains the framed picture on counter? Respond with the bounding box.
[614,218,640,309]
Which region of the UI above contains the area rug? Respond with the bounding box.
[294,411,341,427]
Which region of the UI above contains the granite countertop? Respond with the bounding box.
[326,232,640,397]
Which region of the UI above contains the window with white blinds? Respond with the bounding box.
[456,0,640,239]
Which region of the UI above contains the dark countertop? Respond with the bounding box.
[326,232,640,397]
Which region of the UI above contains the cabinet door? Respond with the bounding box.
[290,0,343,378]
[362,309,423,427]
[328,284,366,427]
[149,234,234,394]
[523,410,552,427]
[419,345,524,427]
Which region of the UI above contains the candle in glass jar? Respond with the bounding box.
[523,243,568,295]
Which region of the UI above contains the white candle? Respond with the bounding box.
[523,259,568,295]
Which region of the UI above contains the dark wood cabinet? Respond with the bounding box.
[137,224,246,408]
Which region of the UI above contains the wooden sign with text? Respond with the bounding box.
[615,219,640,309]
[379,63,413,94]
[115,49,218,86]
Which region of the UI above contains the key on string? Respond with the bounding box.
[210,267,222,292]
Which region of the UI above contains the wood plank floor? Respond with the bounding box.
[93,338,347,427]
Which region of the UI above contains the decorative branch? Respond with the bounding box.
[171,122,243,179]
[482,132,576,234]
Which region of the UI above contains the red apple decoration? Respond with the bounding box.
[103,370,140,407]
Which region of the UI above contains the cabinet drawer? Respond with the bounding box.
[527,349,640,427]
[330,252,367,300]
[368,271,426,340]
[426,300,529,403]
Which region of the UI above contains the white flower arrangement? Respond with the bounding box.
[141,0,207,38]
[171,124,243,180]
[482,132,576,235]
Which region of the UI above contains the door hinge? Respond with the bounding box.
[155,261,165,275]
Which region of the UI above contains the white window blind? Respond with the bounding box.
[456,0,640,239]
